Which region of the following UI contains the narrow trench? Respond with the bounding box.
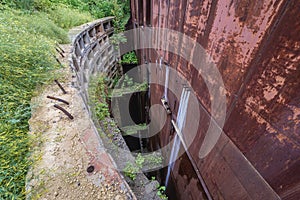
[104,62,209,200]
[104,63,169,199]
[94,60,210,199]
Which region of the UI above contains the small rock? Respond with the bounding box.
[54,191,59,197]
[145,181,157,194]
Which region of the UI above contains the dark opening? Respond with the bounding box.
[145,0,151,26]
[138,0,144,25]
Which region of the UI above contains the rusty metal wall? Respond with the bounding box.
[129,0,300,199]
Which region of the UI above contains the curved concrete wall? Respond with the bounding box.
[68,19,163,200]
[70,17,121,113]
[68,17,138,199]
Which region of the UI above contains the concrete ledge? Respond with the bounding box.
[69,18,136,199]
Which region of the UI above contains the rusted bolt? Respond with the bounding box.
[53,104,74,119]
[47,96,69,105]
[54,80,67,94]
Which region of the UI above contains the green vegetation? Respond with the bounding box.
[151,177,168,199]
[121,123,147,136]
[1,0,130,32]
[142,153,163,169]
[135,153,145,168]
[121,51,138,64]
[112,75,148,96]
[0,0,131,198]
[124,153,164,181]
[40,0,130,32]
[0,8,61,199]
[47,5,93,30]
[93,76,110,121]
[124,153,145,180]
[124,162,139,181]
[157,185,168,199]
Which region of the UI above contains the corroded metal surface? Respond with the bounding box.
[129,0,300,199]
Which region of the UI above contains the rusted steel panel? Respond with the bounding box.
[194,0,285,114]
[187,106,280,199]
[224,0,300,198]
[237,2,300,143]
[225,101,300,198]
[130,0,136,21]
[172,153,208,200]
[130,0,300,199]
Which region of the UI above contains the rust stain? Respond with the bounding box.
[130,0,300,199]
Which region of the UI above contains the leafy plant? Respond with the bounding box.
[123,153,146,181]
[93,76,110,120]
[124,162,138,181]
[157,185,168,199]
[144,154,163,167]
[121,51,138,64]
[135,153,145,168]
[122,75,134,88]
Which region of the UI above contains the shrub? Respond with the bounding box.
[22,13,69,43]
[121,51,138,64]
[47,4,93,29]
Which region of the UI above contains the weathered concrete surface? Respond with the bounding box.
[27,43,133,200]
[129,0,300,199]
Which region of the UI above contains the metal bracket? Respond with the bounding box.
[161,97,172,115]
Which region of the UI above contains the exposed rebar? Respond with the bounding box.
[54,104,74,119]
[53,55,63,67]
[55,43,65,53]
[55,47,65,58]
[47,95,69,105]
[54,80,67,94]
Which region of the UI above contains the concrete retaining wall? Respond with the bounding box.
[70,17,121,113]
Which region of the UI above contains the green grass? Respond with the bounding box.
[0,8,60,199]
[0,9,69,43]
[47,4,93,30]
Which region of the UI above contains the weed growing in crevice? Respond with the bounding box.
[124,153,145,181]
